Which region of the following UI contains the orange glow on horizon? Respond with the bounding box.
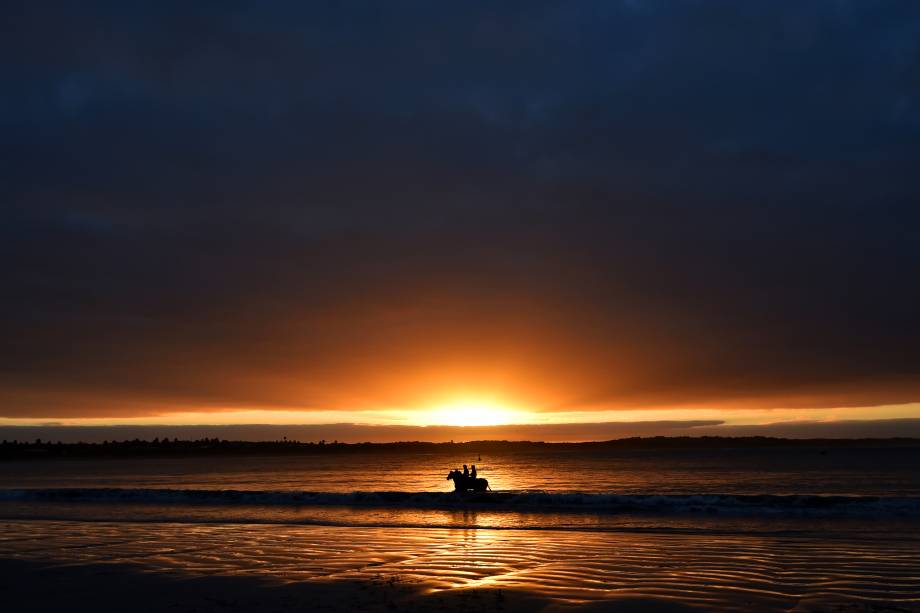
[416,401,529,427]
[2,403,919,429]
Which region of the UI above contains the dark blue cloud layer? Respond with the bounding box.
[2,2,919,415]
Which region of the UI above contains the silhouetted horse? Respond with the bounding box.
[447,469,490,492]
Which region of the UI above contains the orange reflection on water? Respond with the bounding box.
[3,520,919,609]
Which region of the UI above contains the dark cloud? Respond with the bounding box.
[2,2,919,417]
[4,419,920,444]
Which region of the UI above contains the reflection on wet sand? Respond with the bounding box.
[2,520,919,611]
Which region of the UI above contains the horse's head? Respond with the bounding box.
[446,469,457,480]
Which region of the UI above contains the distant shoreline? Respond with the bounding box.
[2,435,919,460]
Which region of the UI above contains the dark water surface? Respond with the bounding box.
[3,447,919,610]
[3,446,919,495]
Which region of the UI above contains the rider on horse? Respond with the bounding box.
[447,464,490,492]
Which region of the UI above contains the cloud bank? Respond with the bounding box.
[4,419,920,444]
[2,2,919,417]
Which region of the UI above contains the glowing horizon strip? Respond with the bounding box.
[1,403,918,428]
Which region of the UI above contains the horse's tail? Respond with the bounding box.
[487,483,492,491]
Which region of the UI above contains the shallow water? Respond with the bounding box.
[3,446,919,495]
[2,447,919,610]
[1,520,918,611]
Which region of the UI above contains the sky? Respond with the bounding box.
[2,2,920,438]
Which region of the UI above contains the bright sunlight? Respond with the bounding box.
[420,401,527,427]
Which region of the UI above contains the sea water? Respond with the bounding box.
[2,446,919,609]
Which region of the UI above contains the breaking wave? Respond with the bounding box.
[2,488,920,518]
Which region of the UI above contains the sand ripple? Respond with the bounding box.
[1,521,918,611]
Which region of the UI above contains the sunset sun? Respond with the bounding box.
[421,401,526,427]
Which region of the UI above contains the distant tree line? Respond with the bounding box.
[1,436,918,460]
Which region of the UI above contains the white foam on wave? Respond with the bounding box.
[2,488,920,518]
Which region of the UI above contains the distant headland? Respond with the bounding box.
[2,436,919,460]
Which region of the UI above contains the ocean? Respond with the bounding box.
[2,445,920,610]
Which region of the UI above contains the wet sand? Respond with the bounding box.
[1,557,723,613]
[2,520,920,611]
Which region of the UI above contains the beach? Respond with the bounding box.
[3,518,919,611]
[1,558,701,613]
[2,447,920,611]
